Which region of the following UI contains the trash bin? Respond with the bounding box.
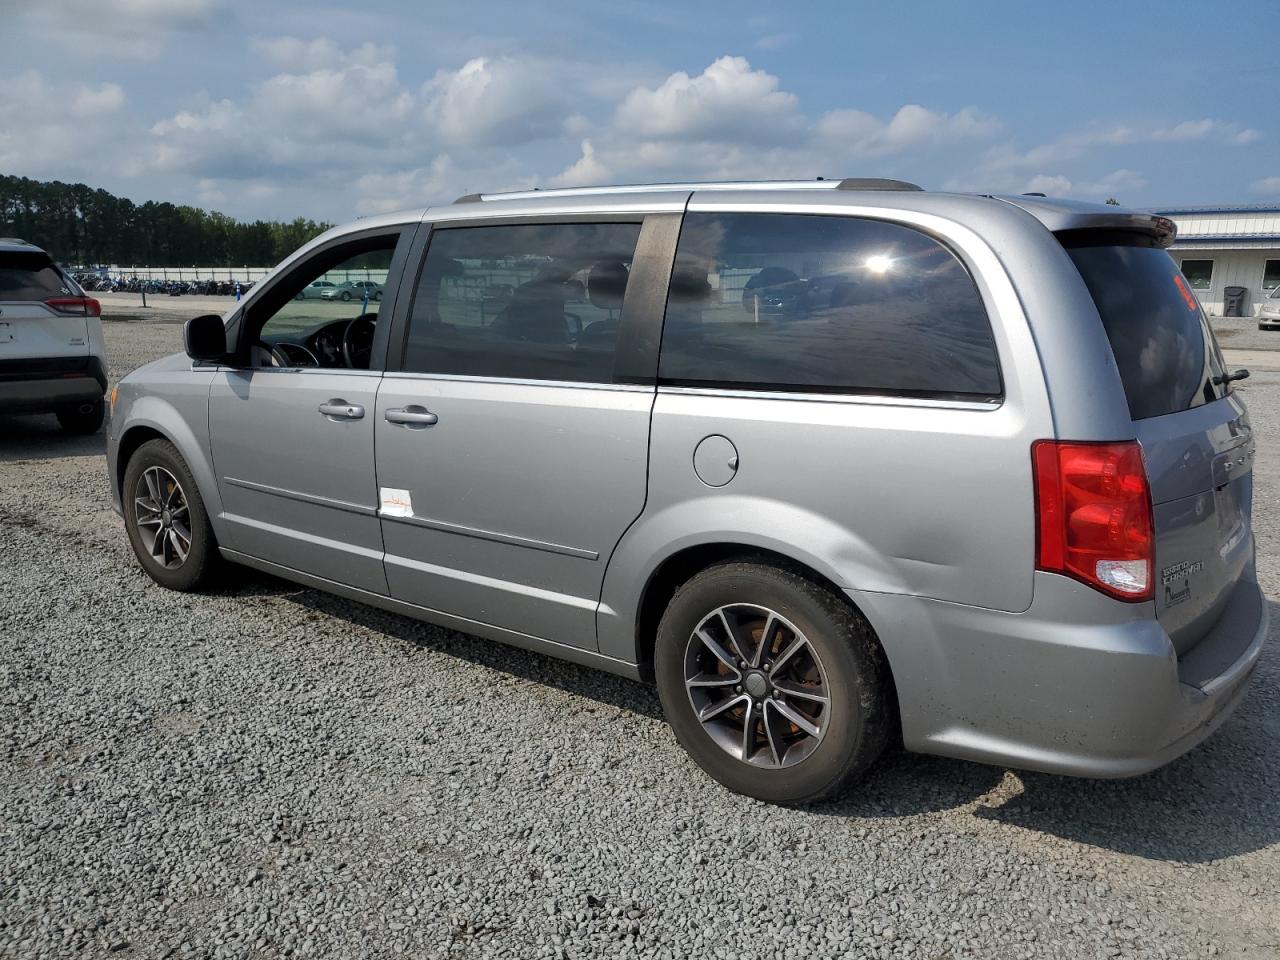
[1224,286,1247,317]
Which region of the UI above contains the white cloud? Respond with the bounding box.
[987,118,1261,173]
[355,158,456,215]
[1251,176,1280,195]
[150,41,414,177]
[755,32,796,50]
[422,57,568,147]
[613,56,800,141]
[1021,174,1074,196]
[0,72,137,178]
[250,37,398,74]
[0,0,222,58]
[550,139,611,187]
[817,104,1000,156]
[1024,169,1147,199]
[71,83,126,117]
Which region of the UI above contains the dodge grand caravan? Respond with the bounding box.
[106,180,1267,803]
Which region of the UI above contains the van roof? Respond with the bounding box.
[439,180,1174,245]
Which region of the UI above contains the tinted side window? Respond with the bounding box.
[1066,242,1226,420]
[0,251,74,301]
[657,213,1001,398]
[403,222,642,384]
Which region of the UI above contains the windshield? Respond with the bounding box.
[0,251,75,301]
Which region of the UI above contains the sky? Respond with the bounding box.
[0,0,1275,223]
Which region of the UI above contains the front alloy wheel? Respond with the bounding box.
[133,465,191,568]
[123,438,222,591]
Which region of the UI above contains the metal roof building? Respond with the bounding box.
[1153,203,1280,317]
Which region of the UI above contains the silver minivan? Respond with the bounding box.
[107,180,1267,803]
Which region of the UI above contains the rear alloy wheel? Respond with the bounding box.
[684,603,831,769]
[123,439,222,591]
[656,561,891,803]
[56,399,105,435]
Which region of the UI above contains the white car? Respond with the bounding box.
[320,279,383,302]
[0,238,107,433]
[1258,288,1280,330]
[294,279,337,300]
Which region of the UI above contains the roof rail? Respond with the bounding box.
[835,178,923,191]
[452,178,925,204]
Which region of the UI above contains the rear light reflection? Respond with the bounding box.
[1032,440,1154,602]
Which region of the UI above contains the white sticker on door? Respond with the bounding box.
[379,487,414,518]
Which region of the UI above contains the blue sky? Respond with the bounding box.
[0,0,1275,222]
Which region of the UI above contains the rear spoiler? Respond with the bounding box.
[993,195,1176,248]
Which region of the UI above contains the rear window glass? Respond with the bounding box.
[658,213,1002,399]
[1064,240,1228,421]
[0,251,73,301]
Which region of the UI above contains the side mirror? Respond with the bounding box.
[184,314,229,362]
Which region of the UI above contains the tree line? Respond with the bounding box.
[0,175,332,268]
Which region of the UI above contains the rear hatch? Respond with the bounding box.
[0,249,92,371]
[1063,237,1254,655]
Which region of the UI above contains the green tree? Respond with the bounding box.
[0,174,333,268]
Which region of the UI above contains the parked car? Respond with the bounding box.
[106,181,1265,803]
[1258,287,1280,330]
[295,279,337,300]
[1,238,107,433]
[320,279,382,302]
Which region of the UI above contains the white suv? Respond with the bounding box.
[0,238,108,433]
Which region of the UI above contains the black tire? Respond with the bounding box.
[340,291,352,301]
[122,438,222,591]
[655,561,891,804]
[56,399,105,435]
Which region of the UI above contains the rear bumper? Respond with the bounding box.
[855,562,1268,778]
[0,356,106,414]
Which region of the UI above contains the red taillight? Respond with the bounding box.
[1032,440,1154,602]
[44,296,101,317]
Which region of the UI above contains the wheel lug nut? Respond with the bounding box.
[734,686,742,693]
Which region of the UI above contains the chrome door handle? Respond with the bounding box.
[385,405,439,427]
[318,399,364,420]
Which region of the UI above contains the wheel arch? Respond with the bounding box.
[627,542,899,717]
[114,402,227,544]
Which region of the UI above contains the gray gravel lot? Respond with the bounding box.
[1,319,1278,959]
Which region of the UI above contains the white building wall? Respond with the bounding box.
[1169,248,1278,316]
[1162,209,1280,316]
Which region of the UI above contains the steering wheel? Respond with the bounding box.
[275,342,320,367]
[253,340,292,368]
[341,314,377,369]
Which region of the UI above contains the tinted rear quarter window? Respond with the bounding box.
[1064,240,1227,421]
[657,213,1002,399]
[0,251,73,301]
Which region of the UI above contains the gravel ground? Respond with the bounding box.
[1,321,1278,960]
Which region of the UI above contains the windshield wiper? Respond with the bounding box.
[1213,368,1250,386]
